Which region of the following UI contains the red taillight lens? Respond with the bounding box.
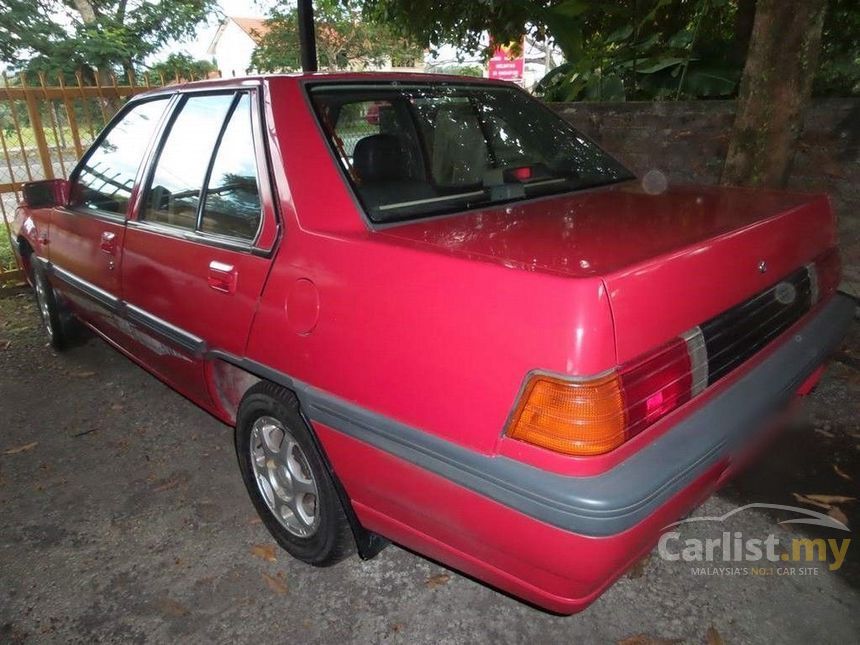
[506,336,698,456]
[619,337,692,440]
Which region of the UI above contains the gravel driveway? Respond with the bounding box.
[1,289,858,644]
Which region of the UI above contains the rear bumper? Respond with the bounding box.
[311,294,854,613]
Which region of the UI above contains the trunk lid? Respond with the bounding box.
[379,183,837,363]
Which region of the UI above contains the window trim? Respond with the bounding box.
[132,87,273,255]
[66,95,174,222]
[302,79,636,230]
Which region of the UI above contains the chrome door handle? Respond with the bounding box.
[207,260,237,294]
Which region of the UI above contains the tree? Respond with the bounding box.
[148,53,217,82]
[0,0,217,82]
[253,0,423,72]
[721,0,828,187]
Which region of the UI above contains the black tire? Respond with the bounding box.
[32,262,69,351]
[235,381,355,566]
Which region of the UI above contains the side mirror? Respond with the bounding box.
[22,178,70,209]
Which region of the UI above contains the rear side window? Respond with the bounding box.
[143,94,235,230]
[199,94,261,239]
[141,91,262,241]
[73,98,169,215]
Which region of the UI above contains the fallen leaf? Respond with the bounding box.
[247,516,262,525]
[250,543,277,563]
[628,554,651,579]
[155,597,190,617]
[0,340,10,350]
[833,465,852,481]
[706,626,725,645]
[73,371,96,378]
[814,428,835,438]
[152,478,182,493]
[425,573,451,589]
[828,507,849,527]
[793,493,834,510]
[2,441,38,455]
[111,403,124,411]
[805,494,856,505]
[262,572,288,595]
[617,636,681,645]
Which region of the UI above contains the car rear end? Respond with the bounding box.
[285,75,854,612]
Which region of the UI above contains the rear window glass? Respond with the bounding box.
[310,83,633,224]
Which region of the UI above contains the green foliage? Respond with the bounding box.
[363,0,858,100]
[816,0,860,96]
[0,0,217,80]
[148,53,217,82]
[253,0,422,72]
[430,64,485,77]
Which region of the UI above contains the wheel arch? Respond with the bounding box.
[209,354,387,560]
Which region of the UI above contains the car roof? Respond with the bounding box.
[134,71,515,99]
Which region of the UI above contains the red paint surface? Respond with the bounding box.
[11,73,843,613]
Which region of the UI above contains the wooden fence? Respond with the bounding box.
[0,70,205,285]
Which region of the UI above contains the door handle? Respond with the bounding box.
[99,231,117,255]
[207,260,238,294]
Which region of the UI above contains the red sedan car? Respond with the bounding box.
[11,74,853,613]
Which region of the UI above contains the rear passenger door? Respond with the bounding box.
[120,89,278,405]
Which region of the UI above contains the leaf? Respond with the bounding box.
[155,597,190,617]
[792,493,832,510]
[706,626,725,645]
[828,507,849,527]
[805,494,856,505]
[668,29,694,49]
[606,25,634,44]
[2,441,38,455]
[425,572,451,588]
[833,465,852,481]
[618,636,681,645]
[534,61,575,94]
[250,543,277,563]
[627,554,650,579]
[73,371,96,378]
[262,572,288,595]
[635,57,686,74]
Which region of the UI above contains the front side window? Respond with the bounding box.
[141,92,262,242]
[310,83,633,224]
[73,98,169,215]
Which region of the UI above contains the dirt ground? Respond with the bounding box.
[1,288,859,644]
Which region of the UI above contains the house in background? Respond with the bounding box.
[207,16,270,78]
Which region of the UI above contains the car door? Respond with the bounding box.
[120,89,278,406]
[46,97,171,333]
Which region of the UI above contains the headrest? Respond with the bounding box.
[353,134,406,183]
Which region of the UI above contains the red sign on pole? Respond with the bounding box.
[488,41,524,83]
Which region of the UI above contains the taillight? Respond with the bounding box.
[506,372,627,456]
[506,333,704,457]
[507,250,839,457]
[619,337,692,440]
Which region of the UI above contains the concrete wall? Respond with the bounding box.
[551,99,860,296]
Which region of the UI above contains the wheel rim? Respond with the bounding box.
[249,416,320,538]
[34,273,54,341]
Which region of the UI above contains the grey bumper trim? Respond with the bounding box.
[289,295,854,537]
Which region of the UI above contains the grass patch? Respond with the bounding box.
[0,232,14,270]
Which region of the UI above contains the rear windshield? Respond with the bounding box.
[309,82,633,224]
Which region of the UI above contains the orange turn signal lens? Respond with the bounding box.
[506,372,627,456]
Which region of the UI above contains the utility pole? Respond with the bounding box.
[297,0,319,72]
